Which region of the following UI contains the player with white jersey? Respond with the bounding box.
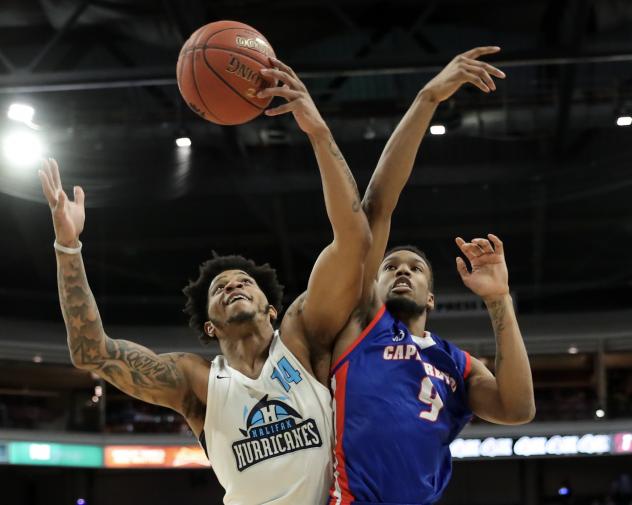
[39,58,370,505]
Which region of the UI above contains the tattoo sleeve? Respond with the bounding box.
[56,252,188,411]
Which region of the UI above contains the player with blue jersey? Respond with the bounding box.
[329,47,536,504]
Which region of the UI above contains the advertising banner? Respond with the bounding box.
[104,445,209,468]
[8,442,102,467]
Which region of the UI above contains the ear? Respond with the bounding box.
[204,321,216,339]
[426,292,435,311]
[268,304,278,324]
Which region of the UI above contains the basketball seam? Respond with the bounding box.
[201,26,273,49]
[191,50,225,124]
[183,44,273,67]
[201,50,265,111]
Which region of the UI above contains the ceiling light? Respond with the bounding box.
[175,137,191,148]
[8,103,35,124]
[3,130,44,167]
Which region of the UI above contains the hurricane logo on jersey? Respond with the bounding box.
[232,394,323,471]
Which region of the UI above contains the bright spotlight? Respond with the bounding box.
[430,124,446,135]
[616,116,632,127]
[558,487,570,496]
[595,408,605,418]
[567,346,578,354]
[175,137,192,148]
[2,131,44,166]
[7,103,35,124]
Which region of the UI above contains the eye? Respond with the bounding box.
[242,278,253,284]
[384,264,396,271]
[214,284,225,294]
[412,266,423,273]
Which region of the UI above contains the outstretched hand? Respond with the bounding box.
[38,158,85,247]
[422,46,505,103]
[455,234,509,300]
[257,57,328,136]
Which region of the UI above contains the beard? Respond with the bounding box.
[225,302,271,325]
[385,294,426,320]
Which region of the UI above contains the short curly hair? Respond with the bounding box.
[183,253,284,345]
[383,245,434,290]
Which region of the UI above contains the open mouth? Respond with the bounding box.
[225,293,252,305]
[391,277,412,293]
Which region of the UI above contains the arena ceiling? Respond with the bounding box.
[0,0,630,328]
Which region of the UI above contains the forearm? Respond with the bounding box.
[485,294,535,421]
[308,128,366,238]
[56,250,108,369]
[362,90,438,218]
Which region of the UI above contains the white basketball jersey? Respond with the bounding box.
[200,331,333,505]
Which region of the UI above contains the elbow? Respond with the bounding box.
[69,350,88,370]
[358,218,372,253]
[503,403,536,425]
[343,211,372,254]
[69,348,98,371]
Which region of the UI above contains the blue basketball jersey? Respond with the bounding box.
[329,305,473,505]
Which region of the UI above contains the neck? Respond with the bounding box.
[394,310,427,336]
[217,321,275,379]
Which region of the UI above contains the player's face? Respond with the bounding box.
[206,269,270,326]
[376,250,434,311]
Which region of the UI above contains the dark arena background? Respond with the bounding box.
[1,1,632,504]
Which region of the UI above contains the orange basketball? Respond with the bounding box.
[176,20,276,125]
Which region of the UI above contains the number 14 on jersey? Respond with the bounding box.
[271,356,303,392]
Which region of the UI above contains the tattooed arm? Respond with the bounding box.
[40,159,208,431]
[261,58,370,345]
[455,234,535,425]
[58,252,206,420]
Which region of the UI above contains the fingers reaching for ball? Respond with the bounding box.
[257,58,328,135]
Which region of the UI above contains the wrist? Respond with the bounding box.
[417,87,441,105]
[306,123,331,142]
[483,292,511,306]
[54,239,82,255]
[56,237,80,248]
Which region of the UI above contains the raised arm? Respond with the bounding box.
[259,58,371,343]
[38,159,206,427]
[360,47,505,302]
[455,234,535,425]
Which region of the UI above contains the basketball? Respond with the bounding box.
[176,20,277,125]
